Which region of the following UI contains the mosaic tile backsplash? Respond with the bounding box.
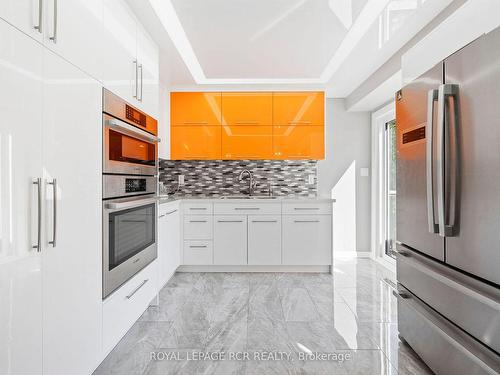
[159,159,317,197]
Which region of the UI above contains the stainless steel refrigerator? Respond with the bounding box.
[395,26,500,374]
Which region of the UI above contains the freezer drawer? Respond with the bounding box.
[397,286,500,375]
[397,245,500,353]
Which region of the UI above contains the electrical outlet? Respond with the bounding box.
[308,174,315,184]
[178,175,185,185]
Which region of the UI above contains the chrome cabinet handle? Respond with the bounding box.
[189,245,207,248]
[251,220,278,223]
[294,207,319,210]
[158,214,166,218]
[126,279,148,299]
[49,0,57,43]
[184,121,208,125]
[165,209,178,215]
[189,220,207,223]
[133,60,138,98]
[189,207,207,210]
[138,63,143,102]
[47,179,57,247]
[294,220,319,223]
[235,121,259,124]
[234,207,259,210]
[217,220,243,223]
[33,178,42,252]
[288,121,311,124]
[426,89,439,234]
[34,0,43,33]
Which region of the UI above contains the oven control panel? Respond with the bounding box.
[125,178,147,193]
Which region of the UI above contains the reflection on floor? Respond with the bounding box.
[93,259,433,374]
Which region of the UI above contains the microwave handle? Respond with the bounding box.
[106,197,157,210]
[106,118,161,143]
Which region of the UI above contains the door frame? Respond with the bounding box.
[371,102,396,271]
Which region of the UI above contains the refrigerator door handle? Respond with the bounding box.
[426,89,439,234]
[437,84,460,237]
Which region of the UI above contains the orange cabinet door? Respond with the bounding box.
[221,92,272,126]
[221,126,273,159]
[171,92,222,126]
[273,91,324,126]
[170,126,221,160]
[273,125,324,160]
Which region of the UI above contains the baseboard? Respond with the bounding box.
[333,251,372,259]
[177,265,331,273]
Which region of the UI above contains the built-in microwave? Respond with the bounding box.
[103,89,159,176]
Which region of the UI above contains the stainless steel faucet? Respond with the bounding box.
[238,169,257,195]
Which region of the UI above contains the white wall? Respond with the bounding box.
[158,84,170,159]
[317,99,371,254]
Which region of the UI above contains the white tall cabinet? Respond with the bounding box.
[0,20,44,375]
[0,18,102,375]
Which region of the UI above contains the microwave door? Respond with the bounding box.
[443,27,500,286]
[396,62,445,261]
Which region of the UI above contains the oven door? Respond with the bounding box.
[103,196,157,298]
[103,114,159,176]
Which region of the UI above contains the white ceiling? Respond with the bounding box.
[132,0,456,96]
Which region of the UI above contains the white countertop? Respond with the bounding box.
[158,196,335,204]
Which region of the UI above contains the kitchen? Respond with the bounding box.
[1,1,499,375]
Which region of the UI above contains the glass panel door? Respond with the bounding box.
[384,120,397,257]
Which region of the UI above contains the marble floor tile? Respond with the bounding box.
[93,321,172,375]
[95,261,432,375]
[279,287,321,322]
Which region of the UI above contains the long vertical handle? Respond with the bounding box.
[426,89,439,233]
[33,178,42,252]
[133,60,138,99]
[34,0,43,33]
[138,64,143,102]
[49,0,57,43]
[47,179,57,247]
[436,84,460,237]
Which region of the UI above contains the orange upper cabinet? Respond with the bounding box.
[171,92,222,126]
[273,92,324,126]
[221,93,272,126]
[273,126,324,160]
[170,126,221,160]
[221,126,273,159]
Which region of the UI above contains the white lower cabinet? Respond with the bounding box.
[102,261,158,355]
[184,215,213,240]
[214,216,247,265]
[282,215,332,265]
[158,203,180,288]
[183,240,213,265]
[248,216,282,265]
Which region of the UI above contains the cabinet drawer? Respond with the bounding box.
[282,202,332,214]
[103,261,158,355]
[183,215,213,240]
[183,240,213,265]
[213,216,247,265]
[183,202,213,215]
[282,215,332,265]
[214,202,281,215]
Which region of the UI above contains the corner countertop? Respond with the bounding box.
[157,195,335,205]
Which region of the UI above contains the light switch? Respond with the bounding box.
[360,168,369,177]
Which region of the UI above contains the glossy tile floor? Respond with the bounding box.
[93,259,433,374]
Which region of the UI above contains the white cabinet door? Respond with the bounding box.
[214,216,247,265]
[102,0,137,104]
[282,215,332,265]
[0,0,44,41]
[136,23,159,118]
[248,216,281,265]
[41,48,102,375]
[0,20,43,375]
[43,0,104,81]
[158,206,180,288]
